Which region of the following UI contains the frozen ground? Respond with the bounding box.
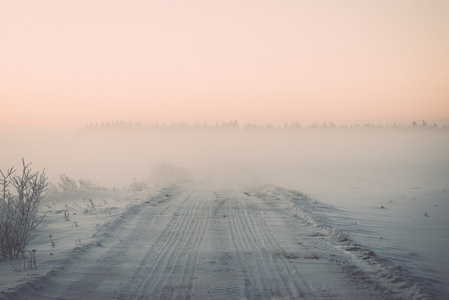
[2,177,444,299]
[1,128,448,299]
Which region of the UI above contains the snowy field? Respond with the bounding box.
[1,128,448,299]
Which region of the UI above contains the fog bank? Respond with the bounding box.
[1,128,448,193]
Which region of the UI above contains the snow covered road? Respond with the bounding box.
[1,184,437,299]
[116,188,362,300]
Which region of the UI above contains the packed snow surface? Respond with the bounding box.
[1,178,446,299]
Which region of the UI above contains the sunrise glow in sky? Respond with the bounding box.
[1,0,448,130]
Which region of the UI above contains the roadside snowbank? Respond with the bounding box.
[0,185,174,298]
[258,184,447,299]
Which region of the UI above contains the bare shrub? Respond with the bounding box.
[58,175,104,191]
[58,174,78,191]
[0,159,49,259]
[150,160,193,184]
[78,178,105,190]
[129,177,148,191]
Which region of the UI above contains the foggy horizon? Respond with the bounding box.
[2,122,448,192]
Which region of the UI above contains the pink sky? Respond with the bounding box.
[1,0,448,130]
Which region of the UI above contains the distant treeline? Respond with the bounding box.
[82,120,447,133]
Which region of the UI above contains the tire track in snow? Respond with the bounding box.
[119,190,212,299]
[226,191,317,299]
[48,190,179,300]
[10,186,383,300]
[190,193,246,299]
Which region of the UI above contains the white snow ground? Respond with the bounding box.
[1,128,448,299]
[0,177,446,299]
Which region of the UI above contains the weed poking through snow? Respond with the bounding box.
[49,235,55,247]
[11,249,38,271]
[28,249,37,269]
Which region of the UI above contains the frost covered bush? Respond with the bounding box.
[150,161,193,184]
[58,175,104,191]
[129,177,148,191]
[58,174,78,191]
[0,160,48,259]
[78,178,105,190]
